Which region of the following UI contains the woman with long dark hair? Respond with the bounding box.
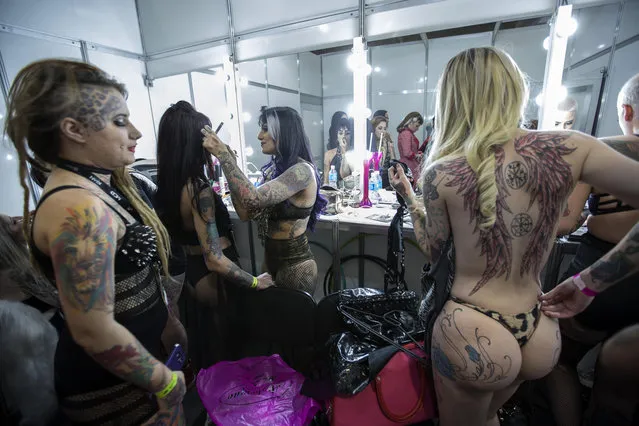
[323,113,353,184]
[155,101,272,368]
[203,106,326,294]
[6,59,184,425]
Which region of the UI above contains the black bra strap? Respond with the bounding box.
[37,185,85,206]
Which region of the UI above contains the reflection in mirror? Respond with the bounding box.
[559,2,639,137]
[236,50,354,185]
[369,19,551,160]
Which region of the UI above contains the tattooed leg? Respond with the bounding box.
[431,301,524,425]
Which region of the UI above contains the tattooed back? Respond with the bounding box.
[434,129,588,312]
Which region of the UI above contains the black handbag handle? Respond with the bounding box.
[338,305,428,367]
[384,202,408,293]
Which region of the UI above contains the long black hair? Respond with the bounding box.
[155,101,211,234]
[327,111,350,150]
[258,106,327,231]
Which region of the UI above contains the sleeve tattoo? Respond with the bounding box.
[217,150,314,217]
[197,188,254,287]
[50,204,116,313]
[584,220,639,292]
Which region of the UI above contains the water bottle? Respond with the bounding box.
[369,171,379,204]
[374,171,382,191]
[328,165,338,187]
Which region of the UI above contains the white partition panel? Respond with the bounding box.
[301,104,324,166]
[237,59,266,84]
[299,53,322,96]
[232,0,358,33]
[268,89,300,111]
[148,74,193,141]
[240,85,269,168]
[0,0,143,52]
[569,4,620,66]
[322,52,353,97]
[88,51,156,160]
[366,0,555,41]
[191,70,231,142]
[235,19,358,62]
[146,44,228,79]
[0,33,82,84]
[266,55,299,91]
[426,32,492,115]
[495,25,549,83]
[137,0,229,54]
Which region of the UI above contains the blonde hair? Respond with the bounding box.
[4,59,171,278]
[425,47,528,230]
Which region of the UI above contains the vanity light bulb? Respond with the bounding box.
[535,93,544,107]
[543,36,550,50]
[244,146,254,157]
[242,112,252,123]
[557,86,567,102]
[556,17,578,38]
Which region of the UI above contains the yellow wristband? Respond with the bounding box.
[155,372,178,399]
[251,276,258,289]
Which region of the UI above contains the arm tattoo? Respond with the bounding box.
[198,192,222,260]
[585,221,639,291]
[71,87,124,132]
[407,168,449,262]
[217,152,314,216]
[147,405,185,425]
[197,187,254,287]
[226,262,255,288]
[602,138,639,161]
[432,307,512,383]
[89,340,161,392]
[50,205,115,313]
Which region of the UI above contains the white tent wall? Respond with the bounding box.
[0,0,151,213]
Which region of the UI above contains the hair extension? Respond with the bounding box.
[112,168,171,279]
[425,47,529,229]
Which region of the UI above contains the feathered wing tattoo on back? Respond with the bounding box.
[444,148,513,296]
[443,133,574,296]
[515,133,574,277]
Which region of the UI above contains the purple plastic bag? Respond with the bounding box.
[197,354,320,426]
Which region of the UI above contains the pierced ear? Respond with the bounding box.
[60,118,88,144]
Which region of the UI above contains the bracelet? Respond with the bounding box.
[155,372,178,399]
[572,274,599,297]
[251,276,258,289]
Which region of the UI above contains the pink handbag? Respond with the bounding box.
[328,343,437,426]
